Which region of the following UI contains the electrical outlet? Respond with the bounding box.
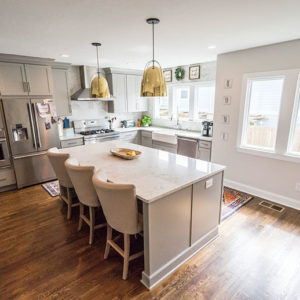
[206,178,213,189]
[296,183,300,192]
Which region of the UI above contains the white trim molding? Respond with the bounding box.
[224,179,300,210]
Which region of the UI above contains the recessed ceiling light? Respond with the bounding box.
[208,45,216,49]
[61,54,70,57]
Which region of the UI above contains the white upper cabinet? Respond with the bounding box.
[0,62,28,96]
[108,73,127,113]
[136,75,148,112]
[24,64,53,96]
[107,69,148,113]
[52,68,71,116]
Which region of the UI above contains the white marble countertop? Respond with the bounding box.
[59,134,84,141]
[60,141,225,203]
[114,126,213,142]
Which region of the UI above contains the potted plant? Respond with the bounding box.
[141,115,152,127]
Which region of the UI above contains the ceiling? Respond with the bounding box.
[0,0,299,69]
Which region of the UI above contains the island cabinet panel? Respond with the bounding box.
[143,186,192,275]
[191,172,223,245]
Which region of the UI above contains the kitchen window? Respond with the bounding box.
[241,77,284,151]
[195,85,215,120]
[288,76,300,155]
[238,69,300,163]
[175,87,190,119]
[154,82,215,121]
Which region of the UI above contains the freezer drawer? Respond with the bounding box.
[13,152,56,188]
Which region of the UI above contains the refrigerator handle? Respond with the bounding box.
[27,103,37,149]
[31,103,42,148]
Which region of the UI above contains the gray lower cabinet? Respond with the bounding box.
[198,140,212,161]
[152,140,177,154]
[141,131,152,148]
[191,172,223,244]
[0,167,16,188]
[52,68,71,116]
[60,138,83,148]
[119,130,140,144]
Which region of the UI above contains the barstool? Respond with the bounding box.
[65,158,106,244]
[92,171,143,280]
[47,147,79,219]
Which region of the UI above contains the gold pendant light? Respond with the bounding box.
[90,42,110,99]
[140,18,167,97]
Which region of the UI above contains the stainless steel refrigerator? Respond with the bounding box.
[2,98,60,188]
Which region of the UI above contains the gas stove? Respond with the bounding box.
[79,129,115,136]
[74,119,120,144]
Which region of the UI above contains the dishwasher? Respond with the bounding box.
[177,137,198,158]
[177,137,211,161]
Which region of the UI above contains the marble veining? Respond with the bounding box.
[60,141,225,203]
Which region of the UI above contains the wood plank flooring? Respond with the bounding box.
[0,184,300,299]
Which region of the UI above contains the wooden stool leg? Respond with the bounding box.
[104,225,112,259]
[67,187,72,220]
[78,203,84,231]
[122,233,130,280]
[89,206,95,245]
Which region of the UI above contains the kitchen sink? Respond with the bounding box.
[152,131,177,145]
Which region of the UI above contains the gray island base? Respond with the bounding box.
[60,141,225,290]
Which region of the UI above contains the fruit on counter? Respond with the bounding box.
[126,150,136,156]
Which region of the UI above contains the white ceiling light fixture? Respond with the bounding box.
[61,54,70,57]
[208,45,216,49]
[140,18,167,98]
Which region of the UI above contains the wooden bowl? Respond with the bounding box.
[110,148,141,160]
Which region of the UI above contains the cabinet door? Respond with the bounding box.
[108,73,127,113]
[127,75,138,112]
[24,64,53,96]
[0,62,27,96]
[136,75,148,112]
[52,69,71,116]
[198,147,211,161]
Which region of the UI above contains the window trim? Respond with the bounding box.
[287,75,300,156]
[237,69,300,163]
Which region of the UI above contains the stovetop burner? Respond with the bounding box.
[79,129,115,136]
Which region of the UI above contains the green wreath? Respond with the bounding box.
[175,67,184,80]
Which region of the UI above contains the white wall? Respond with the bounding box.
[147,61,216,131]
[212,39,300,209]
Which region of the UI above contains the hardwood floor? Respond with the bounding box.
[0,185,299,299]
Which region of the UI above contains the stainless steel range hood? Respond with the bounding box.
[71,66,114,101]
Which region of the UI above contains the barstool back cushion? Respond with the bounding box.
[65,158,100,207]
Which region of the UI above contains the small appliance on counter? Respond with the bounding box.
[202,121,213,137]
[121,120,136,128]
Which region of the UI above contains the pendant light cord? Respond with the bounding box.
[152,22,155,68]
[96,45,100,77]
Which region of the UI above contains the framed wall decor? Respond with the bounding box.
[163,69,172,82]
[189,65,200,80]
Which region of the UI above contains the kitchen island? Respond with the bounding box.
[60,141,225,289]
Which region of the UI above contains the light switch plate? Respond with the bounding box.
[222,115,230,124]
[221,132,229,141]
[206,178,213,189]
[223,96,231,105]
[224,79,233,89]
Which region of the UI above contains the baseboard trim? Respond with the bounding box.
[224,179,300,211]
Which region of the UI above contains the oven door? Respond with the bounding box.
[0,139,10,167]
[84,135,120,145]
